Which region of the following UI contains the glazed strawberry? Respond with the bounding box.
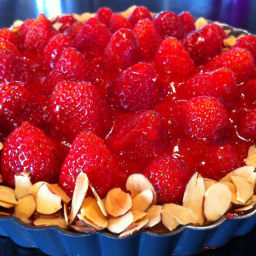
[59,131,119,197]
[0,28,18,45]
[128,6,152,26]
[204,47,255,83]
[50,80,111,141]
[75,17,111,55]
[54,15,76,33]
[182,96,228,141]
[109,62,163,111]
[96,7,113,27]
[144,156,193,204]
[178,68,238,106]
[0,122,61,186]
[0,49,30,84]
[106,110,168,161]
[24,14,55,52]
[0,82,44,131]
[153,11,183,39]
[238,109,256,140]
[64,21,83,42]
[109,13,132,33]
[104,28,140,72]
[154,37,195,85]
[183,24,223,65]
[240,79,256,104]
[133,18,162,60]
[17,19,34,42]
[233,34,256,60]
[179,11,195,36]
[0,41,21,56]
[43,34,72,69]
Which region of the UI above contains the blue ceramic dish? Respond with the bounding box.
[0,23,255,256]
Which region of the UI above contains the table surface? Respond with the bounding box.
[0,0,256,255]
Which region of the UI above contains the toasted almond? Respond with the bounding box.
[34,217,67,229]
[77,213,102,230]
[9,20,23,32]
[108,211,134,234]
[0,200,14,208]
[14,173,32,199]
[122,5,137,18]
[119,216,149,238]
[14,194,35,219]
[195,17,208,30]
[131,210,147,223]
[252,195,256,202]
[70,224,96,234]
[0,174,2,183]
[231,175,254,203]
[220,181,239,204]
[224,29,231,35]
[183,172,205,225]
[162,212,179,231]
[235,201,256,212]
[52,22,63,30]
[0,211,11,216]
[131,189,153,212]
[162,204,198,225]
[80,197,108,230]
[90,184,107,216]
[63,203,68,225]
[80,12,94,22]
[20,218,31,224]
[0,142,3,151]
[69,172,89,224]
[204,183,232,222]
[246,146,256,167]
[105,188,132,217]
[126,174,156,204]
[36,183,62,214]
[0,185,18,205]
[204,178,217,190]
[47,184,71,204]
[223,35,237,48]
[29,181,46,197]
[146,205,162,228]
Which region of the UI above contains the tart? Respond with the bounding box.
[1,5,256,255]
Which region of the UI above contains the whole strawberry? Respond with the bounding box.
[0,41,21,56]
[179,12,195,36]
[234,34,256,61]
[50,80,111,141]
[54,15,76,33]
[133,18,162,60]
[96,7,113,27]
[153,11,183,39]
[0,28,18,45]
[108,62,163,111]
[238,108,256,140]
[204,47,255,83]
[182,96,229,141]
[59,131,119,197]
[128,6,152,26]
[1,122,61,186]
[109,13,132,33]
[144,155,193,204]
[154,37,195,85]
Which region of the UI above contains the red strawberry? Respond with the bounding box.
[104,28,140,72]
[0,28,18,45]
[133,18,162,60]
[43,34,72,69]
[178,68,238,106]
[0,41,21,56]
[143,155,193,204]
[179,11,195,36]
[24,14,55,52]
[204,47,255,83]
[106,110,168,161]
[128,6,152,26]
[154,37,195,85]
[96,7,113,27]
[240,79,256,104]
[59,131,119,197]
[0,82,44,131]
[17,19,34,42]
[0,49,30,84]
[182,96,229,141]
[54,15,76,33]
[238,108,256,140]
[0,122,61,186]
[109,13,132,33]
[108,62,163,111]
[75,17,111,55]
[50,80,111,141]
[64,21,83,42]
[233,34,256,61]
[153,11,183,39]
[183,24,223,65]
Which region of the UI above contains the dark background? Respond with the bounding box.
[1,0,256,255]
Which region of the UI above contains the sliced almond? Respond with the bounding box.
[15,194,35,219]
[108,211,134,234]
[122,5,136,18]
[20,218,31,224]
[14,173,32,199]
[105,188,132,217]
[183,172,205,225]
[0,174,2,183]
[235,201,256,212]
[204,183,232,222]
[131,189,153,212]
[0,200,14,208]
[195,17,208,30]
[162,212,179,232]
[231,175,254,203]
[131,210,147,223]
[119,216,149,238]
[223,35,237,48]
[252,195,256,202]
[220,181,240,205]
[89,184,107,216]
[0,142,3,151]
[126,174,156,204]
[245,146,256,167]
[63,203,68,225]
[69,172,89,224]
[204,178,217,190]
[0,185,18,204]
[0,211,11,216]
[52,22,63,30]
[47,184,71,204]
[34,217,67,229]
[70,224,96,234]
[29,182,45,197]
[80,197,108,230]
[36,183,62,214]
[146,205,162,228]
